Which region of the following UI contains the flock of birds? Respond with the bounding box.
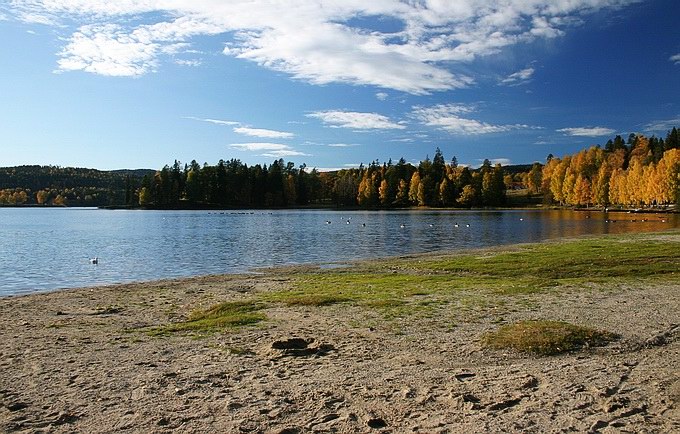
[323,217,472,229]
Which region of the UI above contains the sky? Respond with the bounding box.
[1,0,679,171]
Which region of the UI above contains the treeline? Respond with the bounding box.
[138,149,508,209]
[526,127,680,207]
[0,165,152,206]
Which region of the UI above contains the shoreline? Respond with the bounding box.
[1,232,679,432]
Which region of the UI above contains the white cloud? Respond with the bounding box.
[500,67,535,85]
[670,54,680,65]
[0,13,8,21]
[233,127,294,139]
[174,59,202,67]
[185,116,240,126]
[307,110,406,130]
[644,116,680,132]
[56,24,158,76]
[557,126,615,136]
[228,142,308,158]
[8,0,639,93]
[375,92,389,101]
[490,158,512,166]
[327,143,360,147]
[412,104,533,135]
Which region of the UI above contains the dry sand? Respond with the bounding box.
[0,251,679,433]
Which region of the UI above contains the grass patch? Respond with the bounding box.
[276,294,350,306]
[483,320,617,356]
[259,233,679,320]
[149,300,265,336]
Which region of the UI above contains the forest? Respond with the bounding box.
[0,166,153,207]
[0,150,509,209]
[530,127,680,208]
[134,149,508,209]
[1,127,678,209]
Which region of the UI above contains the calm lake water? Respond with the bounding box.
[0,208,677,296]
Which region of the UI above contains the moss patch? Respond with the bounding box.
[483,320,617,355]
[149,300,265,335]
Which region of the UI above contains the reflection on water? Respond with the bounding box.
[0,208,677,296]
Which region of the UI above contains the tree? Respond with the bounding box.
[457,185,477,208]
[36,190,49,205]
[526,163,542,194]
[408,172,421,205]
[139,187,152,206]
[394,179,409,207]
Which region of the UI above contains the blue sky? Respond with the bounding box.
[1,0,679,171]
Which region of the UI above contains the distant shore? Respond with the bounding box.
[1,232,679,433]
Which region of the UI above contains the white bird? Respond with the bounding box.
[89,257,99,265]
[465,224,470,228]
[454,223,459,228]
[400,224,406,228]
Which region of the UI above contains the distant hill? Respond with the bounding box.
[0,165,153,207]
[108,169,157,178]
[502,164,536,175]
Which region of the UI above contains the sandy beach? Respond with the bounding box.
[1,236,679,433]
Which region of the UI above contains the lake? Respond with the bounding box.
[0,208,677,296]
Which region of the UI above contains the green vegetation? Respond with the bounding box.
[150,232,679,337]
[149,300,265,335]
[483,320,617,355]
[267,236,680,308]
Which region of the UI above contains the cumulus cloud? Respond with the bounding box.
[412,104,532,135]
[56,24,159,76]
[375,92,389,101]
[7,0,639,93]
[500,67,535,85]
[557,126,615,136]
[228,142,308,158]
[233,127,294,139]
[307,110,406,130]
[670,54,680,65]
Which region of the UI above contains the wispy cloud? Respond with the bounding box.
[228,142,309,158]
[412,104,534,135]
[644,116,680,132]
[233,127,294,139]
[327,143,360,147]
[174,59,202,67]
[500,67,535,86]
[307,110,406,130]
[375,92,388,101]
[185,116,240,126]
[557,126,615,136]
[670,54,680,65]
[7,0,639,93]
